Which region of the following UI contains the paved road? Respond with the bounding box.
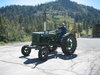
[0,38,100,75]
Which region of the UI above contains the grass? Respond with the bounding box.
[0,36,31,46]
[0,41,6,46]
[0,40,31,46]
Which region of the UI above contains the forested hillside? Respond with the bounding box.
[0,0,100,43]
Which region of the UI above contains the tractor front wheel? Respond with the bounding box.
[38,47,49,61]
[21,45,31,56]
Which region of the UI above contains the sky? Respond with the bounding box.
[0,0,100,10]
[0,0,55,7]
[71,0,100,10]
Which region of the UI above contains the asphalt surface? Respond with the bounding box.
[0,38,100,75]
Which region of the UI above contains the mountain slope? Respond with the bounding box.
[0,0,100,42]
[39,0,100,22]
[0,0,100,23]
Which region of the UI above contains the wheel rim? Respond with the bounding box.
[24,48,29,54]
[41,49,48,58]
[66,37,73,51]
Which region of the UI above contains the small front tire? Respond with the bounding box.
[38,47,49,61]
[21,45,31,56]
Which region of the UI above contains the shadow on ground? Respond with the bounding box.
[19,53,77,68]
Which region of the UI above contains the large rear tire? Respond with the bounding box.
[61,34,77,55]
[21,45,31,56]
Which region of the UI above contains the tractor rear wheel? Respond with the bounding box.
[21,45,31,56]
[61,34,77,55]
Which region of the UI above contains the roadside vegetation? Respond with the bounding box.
[0,0,100,45]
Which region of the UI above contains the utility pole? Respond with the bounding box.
[43,8,47,32]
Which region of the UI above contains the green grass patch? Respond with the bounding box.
[0,35,31,46]
[0,41,6,46]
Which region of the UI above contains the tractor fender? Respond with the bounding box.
[62,33,76,38]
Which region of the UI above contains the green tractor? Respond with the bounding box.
[21,29,77,61]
